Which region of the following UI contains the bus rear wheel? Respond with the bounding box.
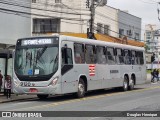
[76,79,85,98]
[37,94,48,99]
[123,76,129,91]
[129,76,135,90]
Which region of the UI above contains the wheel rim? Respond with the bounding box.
[78,83,84,95]
[124,78,128,90]
[130,79,134,89]
[124,81,127,89]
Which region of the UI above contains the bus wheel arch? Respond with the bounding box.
[123,74,129,91]
[129,74,136,90]
[76,76,87,98]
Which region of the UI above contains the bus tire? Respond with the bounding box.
[37,94,48,99]
[76,79,85,98]
[129,76,134,90]
[123,76,128,91]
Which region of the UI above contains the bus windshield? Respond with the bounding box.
[15,46,58,76]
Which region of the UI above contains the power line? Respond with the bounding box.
[0,0,90,16]
[94,23,145,42]
[2,0,90,12]
[93,26,145,43]
[0,7,88,21]
[0,0,146,43]
[150,0,159,3]
[0,5,145,43]
[137,0,157,4]
[1,0,146,33]
[95,11,145,32]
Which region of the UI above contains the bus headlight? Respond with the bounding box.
[49,77,59,86]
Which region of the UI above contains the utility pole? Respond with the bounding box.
[90,0,95,34]
[86,0,107,39]
[86,0,96,39]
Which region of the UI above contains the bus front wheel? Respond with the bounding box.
[37,94,48,99]
[77,79,85,98]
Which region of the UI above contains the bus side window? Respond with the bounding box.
[135,51,140,65]
[131,51,136,65]
[74,43,85,64]
[128,50,132,64]
[116,48,124,64]
[97,46,106,64]
[138,51,144,65]
[140,52,144,65]
[61,47,73,66]
[124,49,131,65]
[106,47,115,64]
[85,45,96,64]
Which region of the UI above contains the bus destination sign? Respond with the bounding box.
[21,39,52,46]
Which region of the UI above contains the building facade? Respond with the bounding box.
[0,0,31,86]
[145,24,157,53]
[0,0,31,45]
[31,0,142,41]
[145,24,160,69]
[118,10,141,41]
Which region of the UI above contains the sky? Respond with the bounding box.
[107,0,160,30]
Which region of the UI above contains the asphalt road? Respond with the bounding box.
[0,82,160,120]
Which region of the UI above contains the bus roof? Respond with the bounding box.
[59,35,144,51]
[18,34,144,51]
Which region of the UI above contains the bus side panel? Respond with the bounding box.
[108,65,123,88]
[97,64,108,89]
[61,41,78,94]
[135,64,146,84]
[87,64,101,91]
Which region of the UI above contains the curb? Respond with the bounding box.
[0,95,38,104]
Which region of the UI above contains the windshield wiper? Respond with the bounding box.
[36,46,47,60]
[50,54,58,64]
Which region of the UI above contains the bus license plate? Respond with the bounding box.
[29,88,38,93]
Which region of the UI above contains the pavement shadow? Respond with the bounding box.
[34,87,144,103]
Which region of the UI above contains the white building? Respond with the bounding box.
[118,10,141,41]
[0,0,31,45]
[154,30,160,64]
[31,0,141,41]
[145,24,157,53]
[0,0,142,44]
[0,0,31,88]
[145,24,160,69]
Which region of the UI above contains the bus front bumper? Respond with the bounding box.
[13,84,61,95]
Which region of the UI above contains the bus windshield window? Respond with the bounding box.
[15,46,58,76]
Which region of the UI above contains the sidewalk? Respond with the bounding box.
[0,93,37,103]
[146,73,151,83]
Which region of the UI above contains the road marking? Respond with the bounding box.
[10,85,160,111]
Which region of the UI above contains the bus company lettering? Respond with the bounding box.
[89,64,95,76]
[110,70,119,74]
